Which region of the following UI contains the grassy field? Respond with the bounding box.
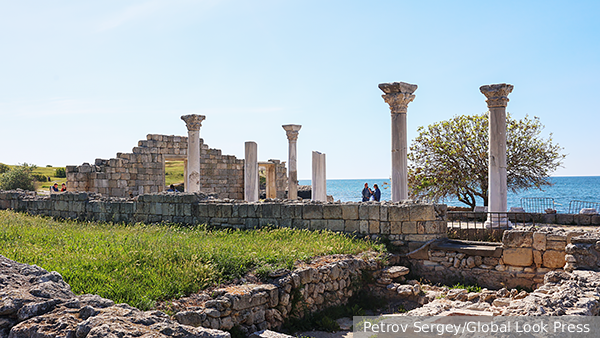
[0,210,384,310]
[165,160,184,186]
[31,165,67,190]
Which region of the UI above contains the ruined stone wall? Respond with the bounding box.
[66,134,288,200]
[0,191,447,250]
[172,255,381,334]
[410,227,585,290]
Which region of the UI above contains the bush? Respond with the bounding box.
[0,164,36,191]
[32,174,48,182]
[55,168,66,178]
[0,163,9,174]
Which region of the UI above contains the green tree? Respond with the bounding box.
[407,113,565,209]
[0,163,37,191]
[0,163,10,174]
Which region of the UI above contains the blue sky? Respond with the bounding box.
[1,0,598,179]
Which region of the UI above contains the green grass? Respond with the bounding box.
[165,160,184,186]
[0,210,384,310]
[31,166,67,190]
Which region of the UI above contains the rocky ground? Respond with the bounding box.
[3,250,600,338]
[0,254,230,338]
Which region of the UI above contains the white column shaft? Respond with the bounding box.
[312,151,327,201]
[288,141,298,200]
[244,142,259,202]
[488,107,508,213]
[391,112,408,201]
[186,130,200,193]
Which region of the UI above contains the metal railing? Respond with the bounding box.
[568,200,600,214]
[447,211,538,242]
[520,197,555,213]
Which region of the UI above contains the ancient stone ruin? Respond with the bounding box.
[66,128,287,200]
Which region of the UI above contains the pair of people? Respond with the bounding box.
[362,183,381,202]
[50,183,67,193]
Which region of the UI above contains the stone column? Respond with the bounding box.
[312,151,326,202]
[481,83,514,228]
[244,141,259,202]
[282,124,302,200]
[379,82,417,202]
[181,114,206,193]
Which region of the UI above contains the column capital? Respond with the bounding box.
[379,82,418,114]
[480,83,514,108]
[181,114,206,131]
[282,124,302,142]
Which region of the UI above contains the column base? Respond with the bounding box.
[484,214,512,229]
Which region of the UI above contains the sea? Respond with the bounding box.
[298,176,600,213]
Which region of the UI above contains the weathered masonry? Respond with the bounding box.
[0,191,447,251]
[65,134,287,200]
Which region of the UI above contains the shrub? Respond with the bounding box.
[32,174,48,182]
[55,168,66,178]
[0,163,9,174]
[0,164,36,191]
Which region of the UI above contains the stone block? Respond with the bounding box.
[197,204,209,217]
[341,204,358,220]
[380,221,391,234]
[556,214,574,225]
[327,220,344,232]
[388,205,409,222]
[303,205,323,219]
[369,220,380,234]
[292,218,309,229]
[390,221,402,234]
[532,232,546,251]
[402,221,417,234]
[359,220,369,234]
[502,230,533,248]
[260,218,279,227]
[502,248,533,267]
[220,204,233,218]
[245,218,259,229]
[546,240,566,251]
[543,250,565,269]
[409,204,436,221]
[359,204,380,220]
[345,220,359,233]
[281,205,295,219]
[310,219,328,230]
[370,204,385,222]
[417,221,425,234]
[323,205,342,219]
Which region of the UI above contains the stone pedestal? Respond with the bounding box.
[181,114,206,193]
[244,141,259,202]
[312,151,326,202]
[379,82,417,202]
[480,83,514,228]
[283,125,301,200]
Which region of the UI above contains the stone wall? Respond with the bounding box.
[0,191,447,250]
[66,134,288,200]
[172,255,382,334]
[409,227,586,289]
[565,229,600,271]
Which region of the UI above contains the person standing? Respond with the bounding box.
[372,184,381,202]
[361,183,372,202]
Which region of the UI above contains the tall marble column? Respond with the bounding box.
[244,141,259,202]
[312,151,327,202]
[379,82,417,202]
[181,114,206,193]
[282,125,302,200]
[480,83,514,228]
